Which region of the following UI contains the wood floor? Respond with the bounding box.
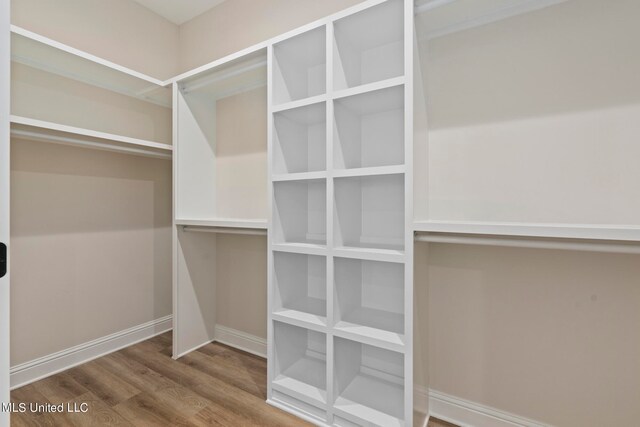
[11,332,455,427]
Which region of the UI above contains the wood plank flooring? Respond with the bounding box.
[10,332,456,427]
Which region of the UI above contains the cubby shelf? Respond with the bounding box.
[274,322,327,407]
[272,26,326,105]
[268,1,411,425]
[11,25,170,107]
[334,337,405,427]
[10,115,172,159]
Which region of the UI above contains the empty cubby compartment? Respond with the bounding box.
[273,102,326,174]
[274,322,327,405]
[333,337,404,426]
[273,179,326,246]
[334,174,404,251]
[273,26,326,104]
[334,257,404,337]
[274,252,326,320]
[334,85,404,170]
[333,0,404,90]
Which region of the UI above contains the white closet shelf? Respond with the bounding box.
[333,165,405,178]
[175,218,268,229]
[272,310,326,332]
[334,323,405,353]
[272,243,327,257]
[414,220,640,242]
[333,246,405,263]
[334,379,404,427]
[271,94,327,114]
[10,115,172,159]
[11,25,170,107]
[272,375,327,408]
[272,171,327,182]
[333,76,405,101]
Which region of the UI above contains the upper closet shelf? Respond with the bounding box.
[414,221,640,242]
[176,218,268,229]
[10,25,171,107]
[10,115,172,159]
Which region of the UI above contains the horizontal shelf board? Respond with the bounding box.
[414,220,640,242]
[333,323,405,353]
[272,94,327,113]
[272,377,327,408]
[11,25,170,107]
[175,218,268,229]
[333,246,405,263]
[334,374,404,427]
[333,75,405,101]
[273,243,328,257]
[333,165,405,178]
[272,171,327,182]
[10,115,172,159]
[272,309,326,331]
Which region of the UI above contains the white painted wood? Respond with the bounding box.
[182,226,267,236]
[175,218,268,229]
[272,27,326,105]
[9,115,172,159]
[0,0,10,423]
[267,1,414,425]
[10,25,170,107]
[414,220,640,242]
[10,316,172,390]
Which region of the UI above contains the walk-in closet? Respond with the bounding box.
[1,0,639,426]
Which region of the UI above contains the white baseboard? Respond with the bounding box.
[420,387,551,427]
[10,315,173,389]
[214,325,267,358]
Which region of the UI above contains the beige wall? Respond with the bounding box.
[10,139,172,365]
[178,0,364,72]
[424,244,640,426]
[11,0,179,79]
[11,63,173,144]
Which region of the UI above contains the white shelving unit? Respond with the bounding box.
[268,0,413,425]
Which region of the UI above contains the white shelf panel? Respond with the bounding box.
[272,243,327,257]
[273,310,327,332]
[333,322,405,353]
[333,246,405,263]
[333,75,405,101]
[10,115,172,159]
[11,25,170,107]
[175,218,268,229]
[272,94,328,114]
[414,220,640,242]
[273,375,327,408]
[333,165,405,178]
[273,171,327,182]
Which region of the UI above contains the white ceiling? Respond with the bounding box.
[132,0,227,25]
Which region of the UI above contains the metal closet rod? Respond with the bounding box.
[415,233,640,254]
